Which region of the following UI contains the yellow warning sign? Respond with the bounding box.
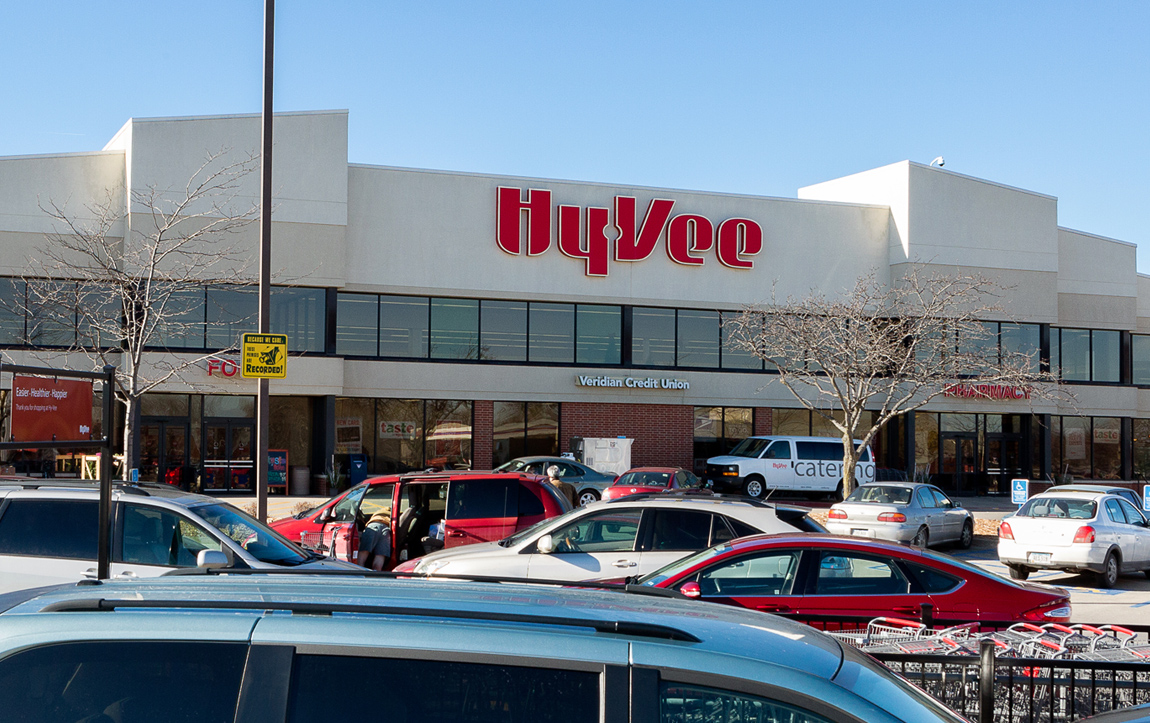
[241,333,288,379]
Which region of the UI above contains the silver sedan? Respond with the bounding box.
[825,482,974,549]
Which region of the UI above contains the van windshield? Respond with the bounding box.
[728,438,770,458]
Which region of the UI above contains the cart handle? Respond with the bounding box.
[1008,622,1046,634]
[871,617,926,629]
[1045,623,1074,634]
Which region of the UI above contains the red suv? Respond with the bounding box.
[270,471,570,570]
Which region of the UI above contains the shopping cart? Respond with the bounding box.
[827,617,929,649]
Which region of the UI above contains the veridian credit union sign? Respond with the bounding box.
[576,375,690,390]
[498,187,763,276]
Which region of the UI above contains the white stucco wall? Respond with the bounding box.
[1057,228,1138,330]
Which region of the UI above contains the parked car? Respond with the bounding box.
[998,490,1150,588]
[825,482,974,549]
[0,481,358,594]
[495,456,617,505]
[601,467,710,501]
[1052,484,1142,510]
[704,435,876,500]
[395,494,827,580]
[629,533,1072,626]
[0,575,967,723]
[270,471,570,570]
[1082,702,1150,722]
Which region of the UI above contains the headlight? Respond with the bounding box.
[419,558,451,575]
[722,465,739,476]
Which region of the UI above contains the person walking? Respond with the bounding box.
[546,465,577,508]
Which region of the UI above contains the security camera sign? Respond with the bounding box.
[241,333,288,379]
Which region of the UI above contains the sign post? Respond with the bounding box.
[1011,478,1029,507]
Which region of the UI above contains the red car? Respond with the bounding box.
[269,471,570,570]
[626,533,1071,627]
[601,467,710,501]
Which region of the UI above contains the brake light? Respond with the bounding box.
[878,512,907,523]
[1021,602,1072,622]
[828,509,847,519]
[1072,526,1096,543]
[999,521,1014,540]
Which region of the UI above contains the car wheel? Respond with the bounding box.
[1097,551,1120,589]
[911,526,929,548]
[1007,565,1030,581]
[831,480,844,502]
[577,490,599,507]
[958,519,974,549]
[742,476,765,500]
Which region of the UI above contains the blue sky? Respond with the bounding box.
[3,2,1147,269]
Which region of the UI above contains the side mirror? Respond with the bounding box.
[197,549,229,569]
[318,507,335,523]
[679,581,702,598]
[537,534,555,554]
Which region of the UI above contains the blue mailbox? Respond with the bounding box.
[348,454,368,487]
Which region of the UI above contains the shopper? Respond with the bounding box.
[546,465,577,508]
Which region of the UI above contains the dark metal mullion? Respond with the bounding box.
[525,302,532,363]
[476,299,483,361]
[375,294,381,358]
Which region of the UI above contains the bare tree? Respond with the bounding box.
[15,150,259,478]
[724,265,1064,498]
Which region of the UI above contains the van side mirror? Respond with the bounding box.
[318,507,335,523]
[197,550,229,569]
[537,534,555,554]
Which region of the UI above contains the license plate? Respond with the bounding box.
[850,528,871,537]
[1028,552,1051,564]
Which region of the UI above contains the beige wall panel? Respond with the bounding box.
[798,161,910,260]
[0,152,125,239]
[1057,292,1136,330]
[890,263,1059,324]
[1058,228,1138,299]
[1137,276,1150,333]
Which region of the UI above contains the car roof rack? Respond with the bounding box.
[605,492,775,508]
[0,479,170,496]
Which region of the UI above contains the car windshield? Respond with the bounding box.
[193,503,311,565]
[918,548,1033,590]
[846,486,913,505]
[1017,497,1097,520]
[498,505,584,547]
[637,543,734,586]
[494,459,529,472]
[614,472,671,487]
[727,438,770,458]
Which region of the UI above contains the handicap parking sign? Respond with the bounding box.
[1011,478,1029,506]
[1143,485,1150,512]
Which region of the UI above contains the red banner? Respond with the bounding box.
[10,375,94,442]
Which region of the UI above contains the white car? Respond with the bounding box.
[0,481,359,594]
[998,490,1150,588]
[825,482,974,549]
[395,494,826,581]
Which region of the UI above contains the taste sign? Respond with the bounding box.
[497,187,763,276]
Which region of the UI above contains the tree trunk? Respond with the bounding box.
[841,433,859,500]
[122,396,138,481]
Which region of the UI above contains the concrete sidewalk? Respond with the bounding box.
[230,495,327,521]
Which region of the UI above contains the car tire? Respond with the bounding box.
[1007,565,1030,581]
[831,480,844,502]
[911,526,929,548]
[577,490,599,507]
[742,476,765,500]
[1097,551,1120,589]
[958,519,974,550]
[1143,569,1150,581]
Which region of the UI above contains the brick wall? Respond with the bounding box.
[473,400,494,470]
[753,407,773,436]
[559,403,695,469]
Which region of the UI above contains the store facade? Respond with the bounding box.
[2,110,1150,495]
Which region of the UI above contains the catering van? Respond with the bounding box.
[703,436,875,500]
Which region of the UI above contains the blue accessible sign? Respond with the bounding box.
[1011,478,1029,506]
[1143,485,1150,513]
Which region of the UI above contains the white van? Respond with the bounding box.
[703,436,876,500]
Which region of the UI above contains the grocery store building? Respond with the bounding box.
[2,110,1149,495]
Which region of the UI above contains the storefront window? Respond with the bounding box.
[1093,417,1121,480]
[336,293,378,356]
[430,298,479,360]
[1058,329,1091,381]
[525,402,560,458]
[1134,336,1150,386]
[677,310,720,368]
[914,412,939,475]
[376,399,424,473]
[1051,416,1062,476]
[576,305,621,364]
[692,407,752,473]
[1134,419,1150,480]
[1061,416,1091,478]
[269,396,314,478]
[480,300,527,362]
[153,286,207,349]
[1000,323,1040,374]
[425,399,472,469]
[632,307,675,367]
[528,303,574,363]
[334,397,375,462]
[26,280,75,347]
[204,395,254,418]
[721,312,762,370]
[492,401,559,466]
[772,408,809,435]
[724,407,753,442]
[205,285,257,349]
[379,295,428,358]
[272,287,325,353]
[0,278,24,343]
[1093,331,1121,383]
[940,413,977,433]
[141,394,190,417]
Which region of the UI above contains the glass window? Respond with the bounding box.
[425,399,472,469]
[288,655,598,723]
[1061,416,1092,478]
[575,304,621,364]
[1119,499,1147,526]
[0,500,97,559]
[526,402,560,458]
[814,550,909,595]
[902,561,960,593]
[1059,328,1090,381]
[204,395,254,418]
[270,396,314,475]
[773,409,810,436]
[632,307,675,366]
[1000,323,1041,374]
[493,401,527,467]
[1093,330,1120,382]
[359,483,395,518]
[548,509,642,553]
[693,406,724,471]
[76,282,121,349]
[205,285,257,349]
[929,488,952,508]
[1135,336,1150,386]
[677,309,720,368]
[914,412,939,475]
[119,504,222,567]
[480,300,527,361]
[376,398,424,473]
[378,295,428,358]
[140,393,190,417]
[660,683,830,723]
[764,441,792,460]
[1093,417,1121,480]
[1106,499,1126,524]
[153,285,206,349]
[518,484,545,517]
[448,478,518,519]
[26,280,75,347]
[916,488,937,508]
[694,551,800,597]
[194,502,309,565]
[272,287,325,352]
[724,407,752,446]
[0,278,25,343]
[528,302,574,363]
[647,509,713,551]
[336,292,378,356]
[1135,419,1150,480]
[0,641,247,723]
[721,311,762,369]
[430,298,478,360]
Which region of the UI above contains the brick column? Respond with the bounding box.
[754,407,773,436]
[472,400,494,470]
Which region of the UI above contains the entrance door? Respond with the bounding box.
[139,420,190,488]
[203,420,254,492]
[984,435,1022,495]
[940,434,979,494]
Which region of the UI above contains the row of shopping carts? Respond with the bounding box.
[829,618,1150,661]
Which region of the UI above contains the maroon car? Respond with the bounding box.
[626,533,1071,627]
[601,467,710,501]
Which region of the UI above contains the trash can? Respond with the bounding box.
[290,466,310,496]
[348,454,368,487]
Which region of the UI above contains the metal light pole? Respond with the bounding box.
[256,0,274,523]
